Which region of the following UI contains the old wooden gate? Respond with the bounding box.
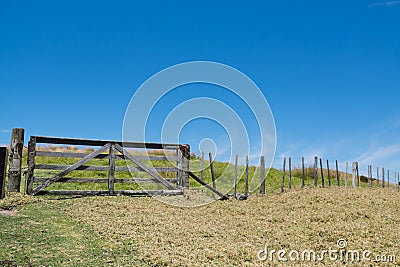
[25,136,190,196]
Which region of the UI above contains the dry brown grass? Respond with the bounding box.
[57,187,400,266]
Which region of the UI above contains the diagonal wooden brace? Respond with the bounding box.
[32,143,111,195]
[115,144,178,190]
[188,171,228,200]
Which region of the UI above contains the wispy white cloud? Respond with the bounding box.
[356,144,400,167]
[368,1,400,7]
[0,129,11,134]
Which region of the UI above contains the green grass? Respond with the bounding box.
[0,195,147,266]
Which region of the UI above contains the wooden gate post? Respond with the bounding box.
[177,145,190,189]
[108,143,116,195]
[8,128,25,192]
[0,147,8,199]
[25,137,36,195]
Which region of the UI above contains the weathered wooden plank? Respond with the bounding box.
[132,155,179,161]
[35,189,183,196]
[0,147,8,199]
[115,144,178,190]
[114,190,183,196]
[33,177,178,184]
[188,171,228,200]
[33,136,180,150]
[108,144,116,195]
[177,145,190,188]
[34,164,177,173]
[26,137,36,195]
[8,128,24,192]
[36,151,111,159]
[32,143,111,195]
[35,190,110,196]
[35,151,178,161]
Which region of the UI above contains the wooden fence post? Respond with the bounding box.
[301,157,305,188]
[281,157,286,193]
[245,156,249,197]
[336,160,340,186]
[352,162,357,188]
[398,173,399,191]
[178,145,190,189]
[320,158,325,188]
[313,156,318,187]
[387,170,390,189]
[345,162,348,187]
[8,128,24,192]
[200,151,204,181]
[208,152,216,189]
[376,167,379,187]
[260,156,266,194]
[368,165,372,188]
[0,147,8,199]
[382,167,385,188]
[398,173,399,192]
[25,137,36,195]
[394,172,397,190]
[327,160,331,186]
[288,157,292,189]
[233,154,238,198]
[356,162,360,187]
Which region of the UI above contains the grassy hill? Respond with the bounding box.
[10,146,377,196]
[1,146,399,266]
[1,188,399,266]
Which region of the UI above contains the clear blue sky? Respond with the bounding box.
[1,1,400,176]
